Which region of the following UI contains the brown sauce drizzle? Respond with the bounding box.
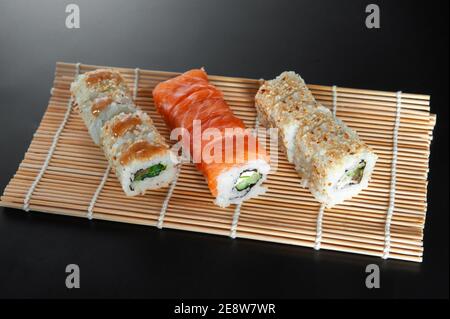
[91,96,113,116]
[120,141,166,166]
[86,70,122,87]
[112,115,142,137]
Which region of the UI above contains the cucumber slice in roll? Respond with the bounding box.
[234,170,262,191]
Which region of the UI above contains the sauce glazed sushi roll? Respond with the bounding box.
[153,69,270,208]
[255,72,377,207]
[71,69,178,196]
[70,69,136,145]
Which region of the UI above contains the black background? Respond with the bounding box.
[0,0,448,299]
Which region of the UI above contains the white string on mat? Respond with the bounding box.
[229,105,262,239]
[314,204,325,250]
[154,68,180,227]
[312,84,337,250]
[157,165,181,229]
[87,164,111,220]
[382,91,402,259]
[23,62,81,212]
[133,64,179,229]
[230,203,242,239]
[254,114,260,131]
[133,68,140,101]
[332,85,338,116]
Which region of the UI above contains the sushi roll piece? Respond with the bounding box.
[294,116,377,206]
[71,69,178,196]
[255,71,377,207]
[101,110,178,196]
[276,101,332,163]
[70,69,136,145]
[153,69,270,208]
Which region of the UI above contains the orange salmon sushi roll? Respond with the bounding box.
[153,69,270,207]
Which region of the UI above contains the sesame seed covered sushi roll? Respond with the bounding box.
[71,69,178,196]
[70,69,136,145]
[255,71,377,207]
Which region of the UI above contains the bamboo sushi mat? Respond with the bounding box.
[0,62,436,262]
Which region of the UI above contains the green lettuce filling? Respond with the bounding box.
[134,163,166,182]
[350,160,366,182]
[337,160,366,189]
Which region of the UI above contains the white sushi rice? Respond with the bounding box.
[214,159,271,208]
